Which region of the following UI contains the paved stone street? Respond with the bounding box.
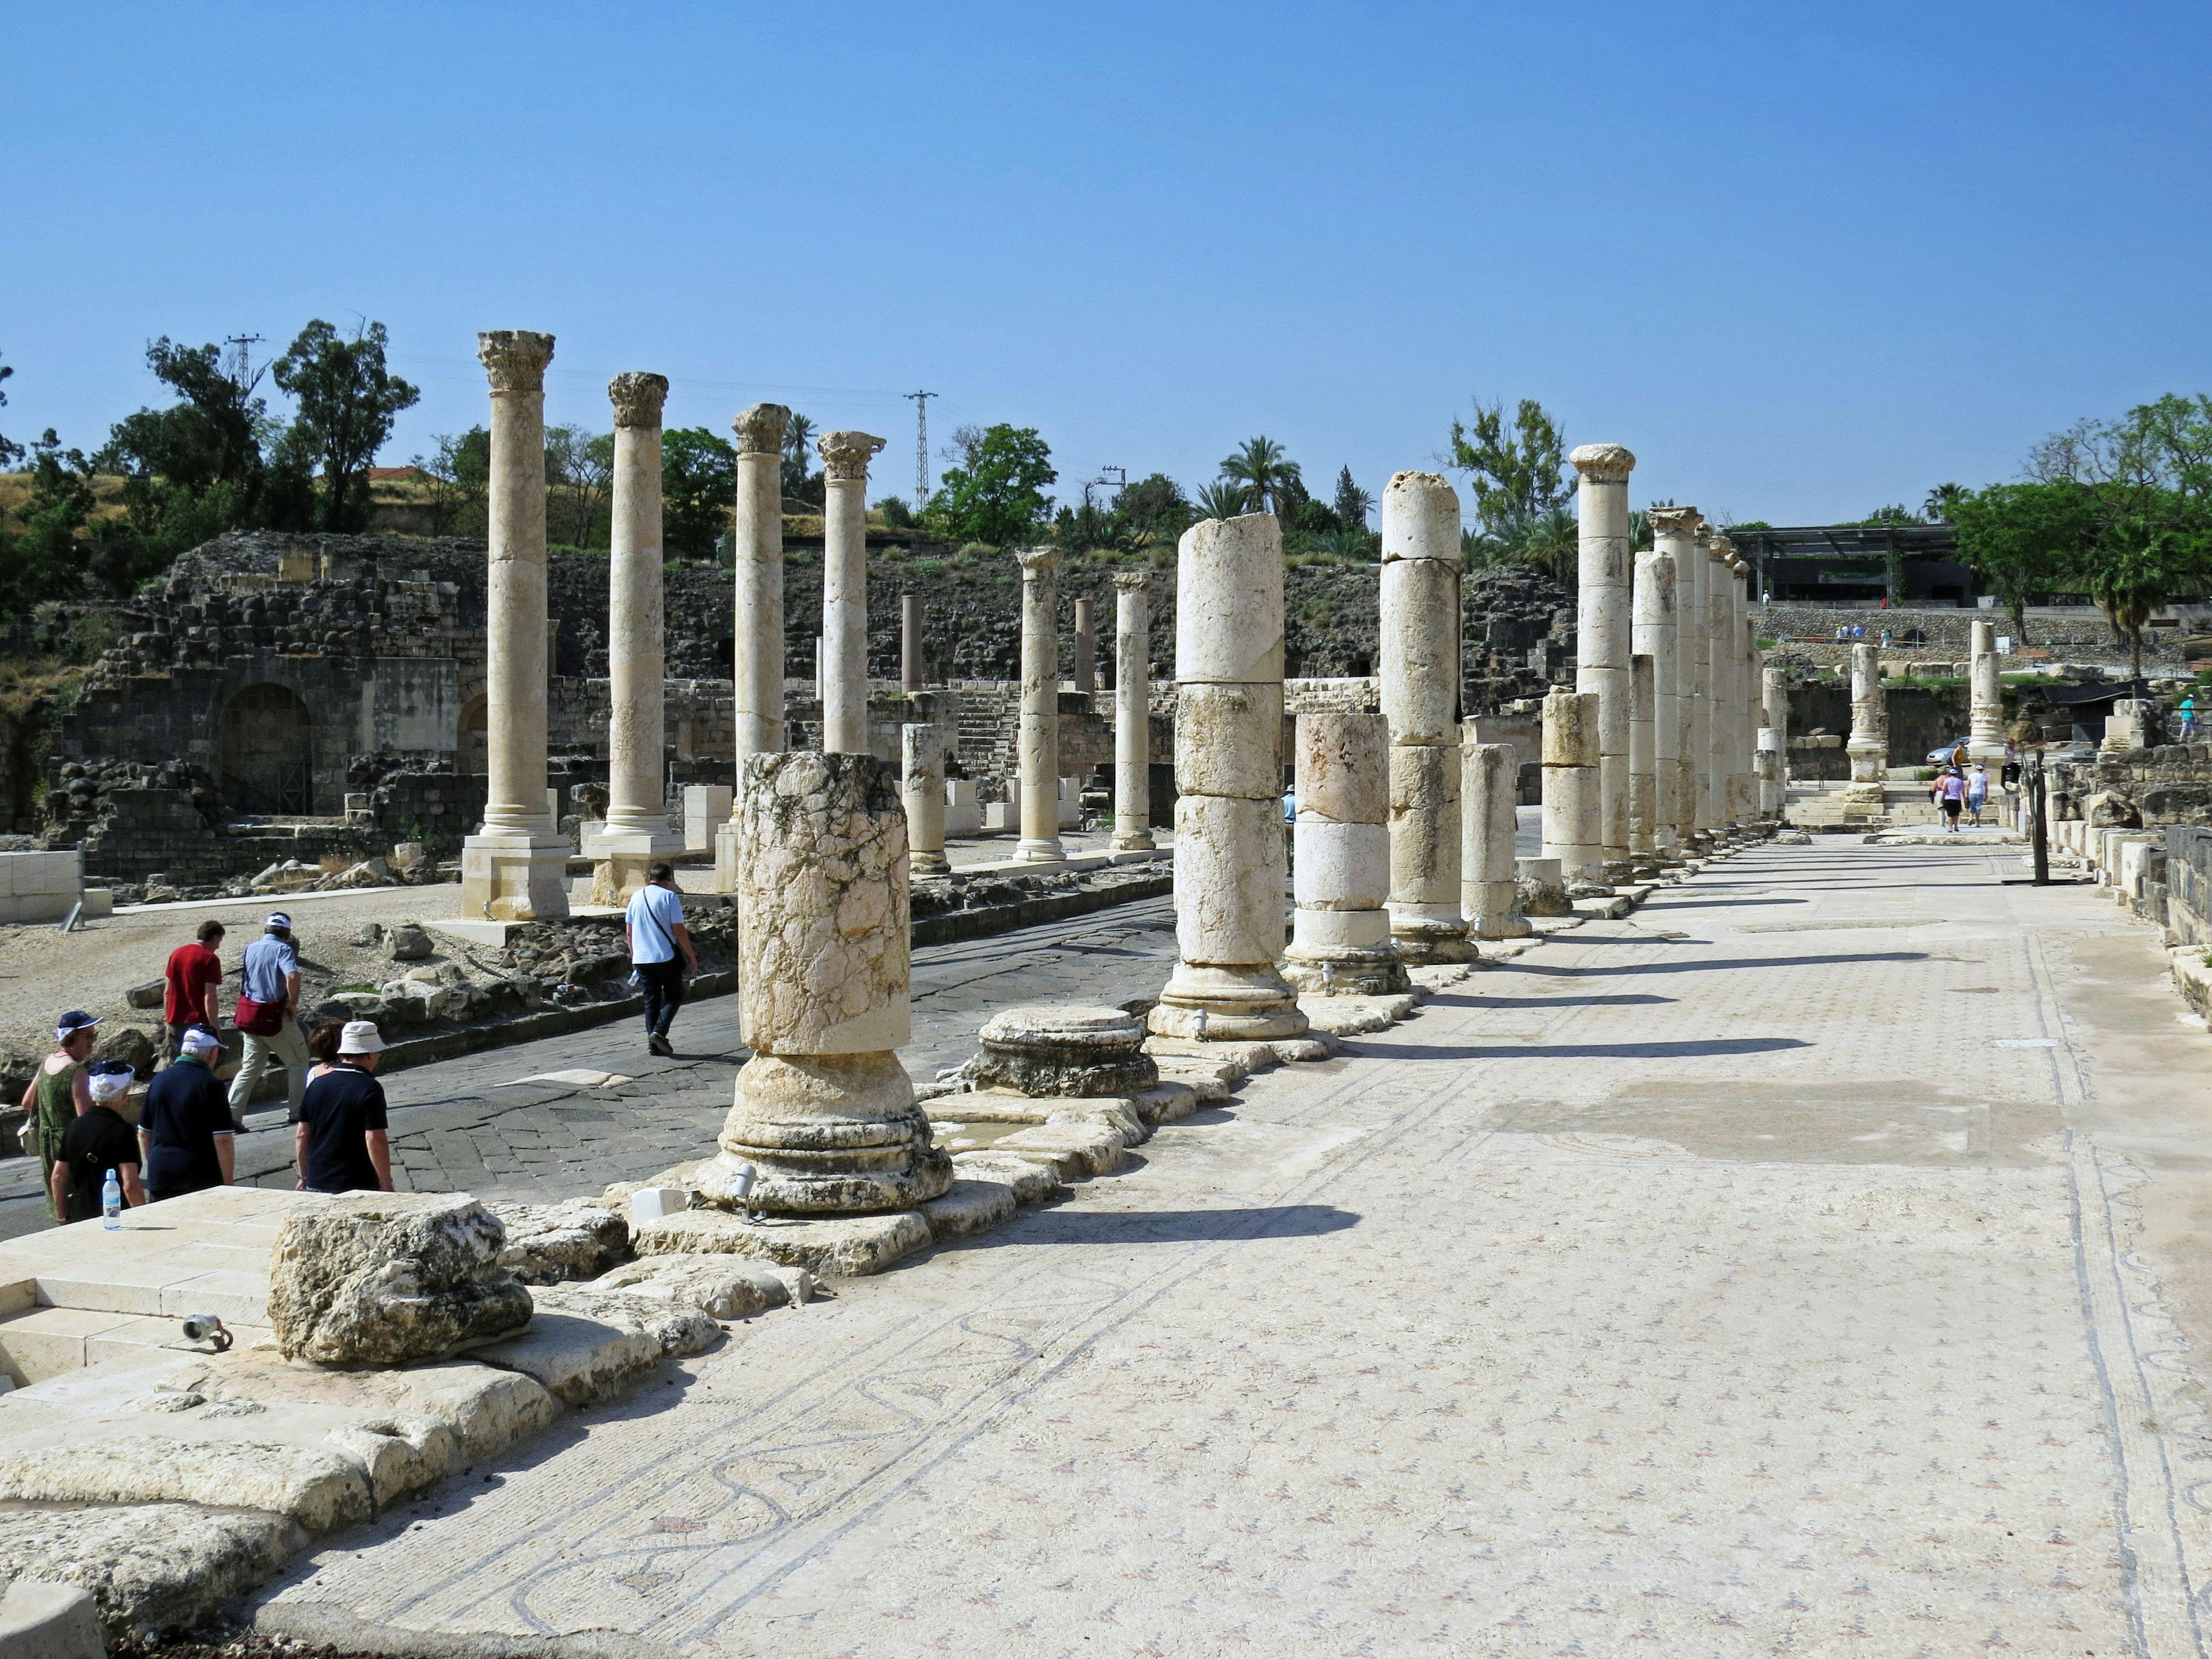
[253,835,2212,1656]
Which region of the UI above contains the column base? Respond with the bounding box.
[912,850,952,876]
[1387,911,1479,965]
[1474,912,1533,940]
[1838,782,1888,804]
[1281,944,1411,996]
[712,819,744,895]
[699,1051,952,1215]
[1148,962,1309,1041]
[1109,829,1157,851]
[460,829,571,922]
[588,825,687,907]
[1012,839,1066,862]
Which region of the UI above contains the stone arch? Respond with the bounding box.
[459,693,488,776]
[218,683,315,815]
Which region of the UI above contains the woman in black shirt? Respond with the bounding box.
[293,1021,393,1194]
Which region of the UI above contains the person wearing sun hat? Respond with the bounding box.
[19,1010,100,1222]
[229,911,309,1126]
[140,1025,236,1202]
[293,1020,393,1195]
[51,1059,145,1224]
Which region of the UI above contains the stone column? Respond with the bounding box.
[1073,596,1096,696]
[1014,547,1065,862]
[1149,513,1307,1043]
[1701,527,1731,831]
[717,402,789,893]
[1737,604,1763,823]
[1380,471,1473,963]
[1461,727,1528,939]
[1968,619,2005,763]
[903,718,949,876]
[819,430,886,755]
[1715,543,1750,825]
[901,594,923,695]
[1843,642,1888,801]
[591,371,684,906]
[1570,444,1635,870]
[1759,665,1789,819]
[695,751,950,1214]
[1540,688,1603,882]
[1283,711,1406,994]
[1634,543,1680,854]
[1653,507,1705,843]
[461,330,569,923]
[1109,570,1155,851]
[1628,654,1656,859]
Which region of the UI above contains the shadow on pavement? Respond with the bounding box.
[1012,1205,1361,1243]
[1349,1037,1812,1060]
[1503,952,1927,977]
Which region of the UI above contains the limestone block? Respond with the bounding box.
[991,1122,1127,1179]
[1175,513,1285,684]
[1379,556,1463,745]
[530,1284,721,1359]
[1294,819,1391,911]
[463,1305,666,1405]
[949,1152,1062,1205]
[486,1199,632,1285]
[0,1436,370,1533]
[1173,682,1286,799]
[704,1051,950,1213]
[0,1503,298,1639]
[594,1254,790,1319]
[1542,690,1600,767]
[1296,710,1388,823]
[1290,906,1393,949]
[1387,743,1461,906]
[1380,470,1460,564]
[1173,793,1288,965]
[1516,856,1573,916]
[323,1418,459,1509]
[632,1206,934,1278]
[1131,1081,1200,1125]
[267,1194,533,1367]
[921,1179,1019,1238]
[0,1580,104,1659]
[737,751,910,1055]
[971,1003,1158,1097]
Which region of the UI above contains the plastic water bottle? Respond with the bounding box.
[101,1169,122,1230]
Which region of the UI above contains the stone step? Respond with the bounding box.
[0,1304,276,1385]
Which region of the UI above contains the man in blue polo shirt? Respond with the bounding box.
[229,912,308,1125]
[625,862,698,1058]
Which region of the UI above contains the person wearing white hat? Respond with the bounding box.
[51,1060,144,1224]
[140,1025,236,1202]
[229,911,308,1126]
[293,1020,393,1195]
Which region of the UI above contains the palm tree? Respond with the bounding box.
[1219,436,1301,516]
[1194,480,1255,521]
[1923,482,1969,522]
[782,412,817,502]
[2075,516,2204,681]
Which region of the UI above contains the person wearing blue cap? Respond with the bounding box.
[139,1025,236,1202]
[51,1060,143,1225]
[19,1010,99,1223]
[229,912,308,1125]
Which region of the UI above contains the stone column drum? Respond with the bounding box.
[1073,596,1096,696]
[1757,660,1787,820]
[1634,543,1680,853]
[592,372,684,906]
[1462,729,1528,940]
[1149,513,1308,1042]
[1843,642,1888,802]
[1540,688,1603,882]
[1282,711,1407,995]
[1380,471,1473,963]
[695,751,950,1214]
[903,719,949,876]
[1014,547,1065,862]
[461,330,570,922]
[1110,570,1155,851]
[716,402,790,893]
[1570,444,1635,869]
[1968,619,2005,763]
[1628,654,1657,859]
[1652,507,1704,843]
[819,430,887,756]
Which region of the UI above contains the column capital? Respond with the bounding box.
[607,371,669,429]
[1649,505,1704,536]
[1112,569,1152,593]
[819,430,887,482]
[477,331,555,393]
[732,402,790,456]
[1016,546,1062,577]
[1710,535,1738,564]
[1569,443,1636,484]
[1692,522,1713,550]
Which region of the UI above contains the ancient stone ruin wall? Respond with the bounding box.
[2052,745,2212,830]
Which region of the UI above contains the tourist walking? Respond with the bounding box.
[1937,767,1967,832]
[229,912,308,1126]
[293,1020,393,1195]
[624,862,697,1058]
[161,918,226,1063]
[304,1019,344,1085]
[1967,762,1991,828]
[21,1010,99,1222]
[138,1025,235,1203]
[2181,692,2198,740]
[51,1061,145,1225]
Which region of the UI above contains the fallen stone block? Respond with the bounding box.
[1143,1035,1280,1074]
[1147,1062,1237,1104]
[1132,1082,1200,1124]
[1298,994,1417,1037]
[632,1207,933,1278]
[530,1286,720,1359]
[920,1179,1019,1238]
[324,1418,458,1509]
[487,1198,632,1285]
[0,1579,103,1659]
[1264,1035,1340,1063]
[949,1152,1061,1205]
[990,1123,1126,1179]
[1049,1099,1147,1144]
[124,979,166,1011]
[0,1436,370,1533]
[594,1256,789,1319]
[0,1502,300,1638]
[463,1309,664,1407]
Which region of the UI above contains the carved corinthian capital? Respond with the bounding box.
[1016,546,1062,577]
[1569,443,1636,484]
[477,330,555,393]
[607,371,669,429]
[818,430,887,483]
[732,402,790,456]
[1112,569,1151,593]
[1648,505,1704,539]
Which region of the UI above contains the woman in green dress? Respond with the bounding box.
[20,1011,100,1222]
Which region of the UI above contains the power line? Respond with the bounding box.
[904,390,935,510]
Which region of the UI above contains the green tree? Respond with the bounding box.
[1467,503,1578,584]
[411,427,488,537]
[1952,482,2101,636]
[1448,397,1569,532]
[1219,436,1301,517]
[544,424,611,548]
[1192,479,1253,521]
[783,412,820,504]
[0,350,22,468]
[1853,503,1919,526]
[271,319,420,531]
[661,426,737,559]
[926,424,1055,547]
[0,430,97,615]
[97,338,267,498]
[1117,472,1190,539]
[1332,466,1373,530]
[1923,483,1968,522]
[2073,516,2208,681]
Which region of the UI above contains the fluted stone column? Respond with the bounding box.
[1843,642,1888,802]
[901,594,923,695]
[1014,547,1065,862]
[1149,513,1306,1043]
[1110,570,1154,851]
[1736,603,1763,824]
[1759,665,1789,819]
[461,330,569,923]
[1380,471,1473,963]
[715,402,789,893]
[1073,597,1096,696]
[1634,543,1680,854]
[1570,444,1635,869]
[1283,711,1406,994]
[819,430,885,756]
[695,751,949,1214]
[1462,727,1528,940]
[1700,529,1729,831]
[590,371,684,906]
[1968,619,2005,763]
[1628,654,1656,859]
[1541,688,1602,882]
[903,719,949,876]
[1715,543,1751,825]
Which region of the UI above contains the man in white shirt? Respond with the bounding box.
[624,863,699,1057]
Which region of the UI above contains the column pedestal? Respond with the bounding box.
[1283,711,1407,994]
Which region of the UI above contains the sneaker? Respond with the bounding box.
[648,1033,673,1057]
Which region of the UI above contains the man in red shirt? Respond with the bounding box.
[162,919,227,1063]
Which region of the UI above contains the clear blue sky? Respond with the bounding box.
[4,1,2207,526]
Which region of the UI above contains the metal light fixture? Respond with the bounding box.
[180,1313,232,1353]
